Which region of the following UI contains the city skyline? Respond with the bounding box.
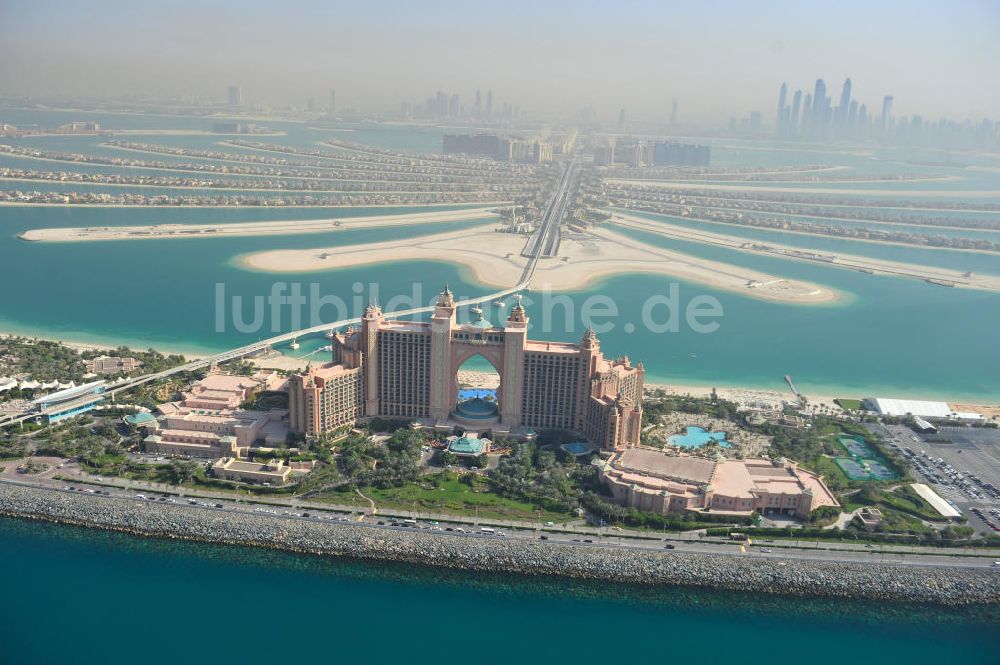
[1,1,999,123]
[769,76,996,148]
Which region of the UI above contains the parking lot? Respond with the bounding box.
[872,423,1000,534]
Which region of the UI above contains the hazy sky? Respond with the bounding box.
[2,0,998,123]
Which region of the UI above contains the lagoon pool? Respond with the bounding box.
[458,388,496,401]
[667,426,731,449]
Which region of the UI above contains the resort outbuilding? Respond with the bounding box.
[597,448,839,519]
[447,433,491,456]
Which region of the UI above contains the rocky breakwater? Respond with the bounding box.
[2,482,998,606]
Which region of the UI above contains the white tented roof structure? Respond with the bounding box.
[911,483,962,518]
[864,398,953,418]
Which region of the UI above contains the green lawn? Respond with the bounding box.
[878,485,948,522]
[803,455,851,491]
[834,398,863,411]
[315,472,574,522]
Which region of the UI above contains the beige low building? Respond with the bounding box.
[211,457,294,485]
[145,369,289,458]
[85,356,143,374]
[143,433,246,459]
[597,447,838,519]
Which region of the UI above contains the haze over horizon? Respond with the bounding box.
[1,0,999,124]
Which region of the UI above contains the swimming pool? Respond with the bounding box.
[458,388,497,401]
[667,426,731,448]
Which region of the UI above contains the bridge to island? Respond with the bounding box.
[0,156,575,428]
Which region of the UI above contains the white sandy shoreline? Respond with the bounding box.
[19,208,501,242]
[605,179,1000,198]
[236,224,841,304]
[3,330,997,408]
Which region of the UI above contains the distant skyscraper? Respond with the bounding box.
[486,90,493,118]
[837,78,852,120]
[802,93,812,132]
[307,97,316,112]
[329,89,336,113]
[448,93,460,118]
[776,82,788,133]
[790,89,802,134]
[811,78,828,136]
[474,89,482,117]
[880,95,894,134]
[435,90,448,118]
[857,103,868,139]
[749,111,762,133]
[227,85,243,106]
[618,108,626,127]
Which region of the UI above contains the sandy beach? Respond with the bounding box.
[18,207,501,242]
[0,331,209,360]
[107,129,287,137]
[4,330,996,414]
[454,369,1000,416]
[238,223,839,304]
[608,174,963,185]
[604,179,998,197]
[0,201,510,210]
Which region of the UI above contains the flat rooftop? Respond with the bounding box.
[911,482,962,518]
[614,448,716,484]
[524,340,580,354]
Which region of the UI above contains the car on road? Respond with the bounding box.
[663,544,675,550]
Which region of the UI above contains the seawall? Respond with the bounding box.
[1,483,997,606]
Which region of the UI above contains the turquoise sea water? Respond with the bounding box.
[1,111,999,400]
[1,518,997,665]
[623,210,1000,274]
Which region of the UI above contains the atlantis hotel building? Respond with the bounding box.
[288,286,644,451]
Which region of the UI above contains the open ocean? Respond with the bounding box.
[1,517,997,665]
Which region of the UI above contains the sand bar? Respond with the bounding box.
[237,223,839,304]
[611,212,1000,294]
[18,207,501,242]
[605,179,996,197]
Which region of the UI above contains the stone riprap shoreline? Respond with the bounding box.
[2,483,998,606]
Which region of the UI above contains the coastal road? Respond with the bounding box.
[5,477,998,571]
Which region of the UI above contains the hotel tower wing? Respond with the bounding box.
[288,286,644,451]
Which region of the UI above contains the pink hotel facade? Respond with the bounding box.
[289,287,644,451]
